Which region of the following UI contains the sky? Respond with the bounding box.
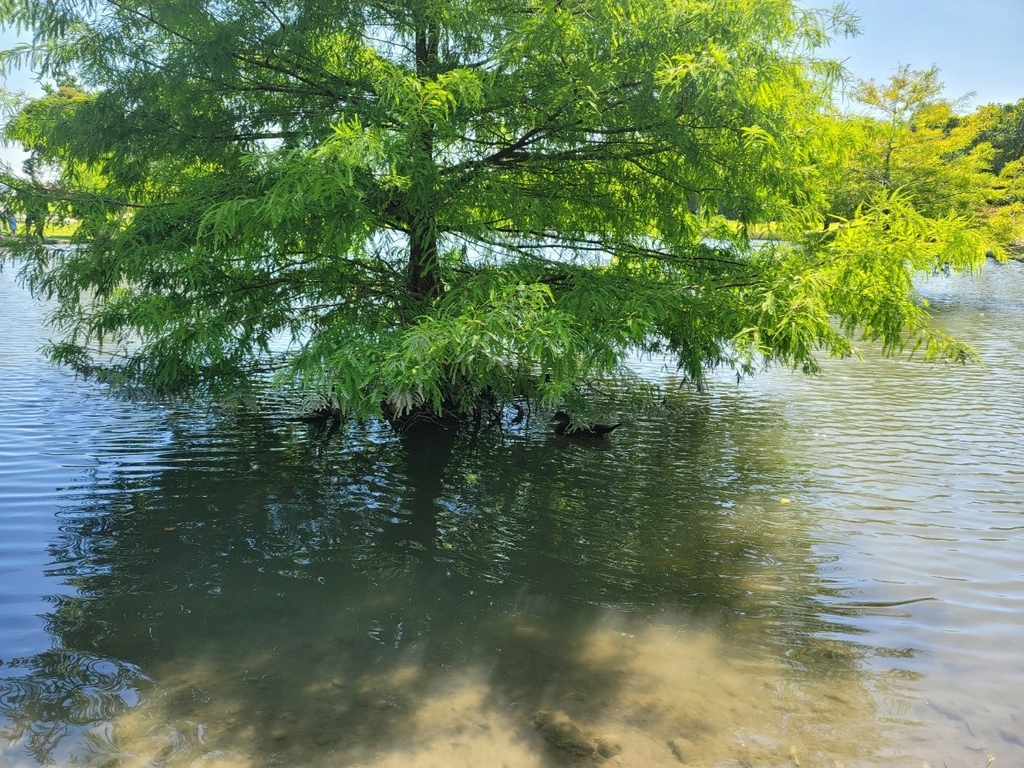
[823,0,1024,108]
[1,1,1023,169]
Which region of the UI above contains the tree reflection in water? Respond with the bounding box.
[0,650,152,764]
[1,403,899,767]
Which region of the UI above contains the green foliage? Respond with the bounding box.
[986,157,1024,250]
[825,66,997,227]
[976,100,1024,250]
[0,1,991,422]
[1,82,116,226]
[974,98,1024,175]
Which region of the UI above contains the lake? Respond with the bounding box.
[1,259,1022,767]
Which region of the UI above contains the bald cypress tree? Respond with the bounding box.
[0,1,990,423]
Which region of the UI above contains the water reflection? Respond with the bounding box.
[0,650,152,765]
[1,394,891,768]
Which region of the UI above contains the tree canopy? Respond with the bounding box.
[975,97,1024,175]
[823,67,996,223]
[0,0,995,425]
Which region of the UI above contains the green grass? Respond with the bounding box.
[43,218,80,238]
[0,216,80,242]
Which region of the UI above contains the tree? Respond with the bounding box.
[823,66,997,227]
[974,98,1024,175]
[985,156,1024,250]
[971,99,1024,250]
[2,81,115,232]
[0,1,990,426]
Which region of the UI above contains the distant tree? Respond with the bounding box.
[824,66,996,227]
[974,98,1024,175]
[2,82,111,229]
[984,156,1024,250]
[0,2,992,426]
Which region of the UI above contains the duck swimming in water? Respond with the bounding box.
[551,411,622,440]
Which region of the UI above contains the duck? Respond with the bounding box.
[551,411,622,440]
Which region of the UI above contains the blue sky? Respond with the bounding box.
[824,0,1024,107]
[1,1,1023,169]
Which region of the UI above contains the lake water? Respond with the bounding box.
[1,260,1022,767]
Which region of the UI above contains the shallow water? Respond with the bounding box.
[1,261,1022,767]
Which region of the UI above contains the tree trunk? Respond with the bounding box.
[408,226,441,303]
[406,19,443,305]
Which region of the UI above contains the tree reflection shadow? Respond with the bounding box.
[0,649,153,764]
[1,405,906,766]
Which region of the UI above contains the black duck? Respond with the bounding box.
[551,411,622,440]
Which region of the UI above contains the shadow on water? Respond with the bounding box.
[0,392,912,767]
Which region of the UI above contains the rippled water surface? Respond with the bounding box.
[1,261,1022,767]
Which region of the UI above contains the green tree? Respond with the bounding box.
[2,82,113,230]
[824,66,997,227]
[974,97,1024,175]
[986,157,1024,250]
[0,1,990,424]
[971,99,1024,250]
